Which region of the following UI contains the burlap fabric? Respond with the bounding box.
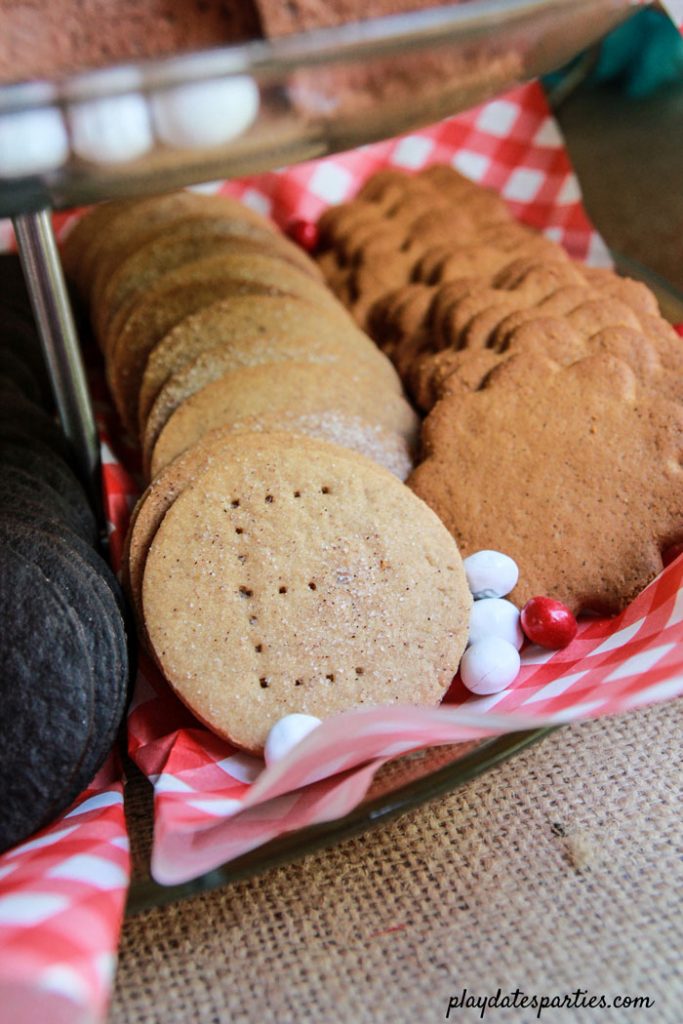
[111,699,682,1024]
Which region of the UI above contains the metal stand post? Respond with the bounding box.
[12,209,100,497]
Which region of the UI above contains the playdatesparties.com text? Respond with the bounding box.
[445,987,655,1019]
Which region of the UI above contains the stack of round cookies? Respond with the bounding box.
[0,255,130,852]
[62,191,419,482]
[64,193,472,752]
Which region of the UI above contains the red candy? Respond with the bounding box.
[286,218,319,253]
[521,596,578,649]
[662,543,683,567]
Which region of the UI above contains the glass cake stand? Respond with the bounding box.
[0,0,642,214]
[2,0,644,490]
[0,0,652,903]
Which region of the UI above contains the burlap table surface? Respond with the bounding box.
[111,699,682,1024]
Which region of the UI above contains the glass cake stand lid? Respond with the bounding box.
[0,0,644,215]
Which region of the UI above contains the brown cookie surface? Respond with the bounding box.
[108,252,350,435]
[142,434,471,752]
[138,293,402,433]
[126,427,412,629]
[409,352,683,614]
[142,336,402,470]
[149,360,420,477]
[95,219,319,348]
[90,194,273,308]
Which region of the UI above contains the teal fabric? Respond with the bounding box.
[544,8,683,98]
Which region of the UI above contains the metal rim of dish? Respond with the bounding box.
[125,726,557,915]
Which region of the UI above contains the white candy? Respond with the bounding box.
[0,107,69,178]
[460,637,521,695]
[68,93,153,164]
[468,598,523,650]
[263,713,321,766]
[464,549,519,600]
[151,76,259,150]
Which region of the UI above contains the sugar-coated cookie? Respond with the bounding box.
[138,293,399,431]
[108,252,350,435]
[149,360,419,477]
[143,434,471,752]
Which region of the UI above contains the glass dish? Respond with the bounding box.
[120,248,683,915]
[0,0,643,216]
[125,728,556,914]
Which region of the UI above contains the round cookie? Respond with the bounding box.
[0,394,76,471]
[0,438,96,541]
[0,463,97,545]
[108,253,351,435]
[127,430,373,628]
[97,221,321,350]
[127,423,412,630]
[0,499,128,634]
[0,349,42,403]
[149,361,420,478]
[0,311,51,401]
[0,253,32,318]
[61,199,138,298]
[0,542,94,853]
[63,192,273,302]
[138,293,398,431]
[90,198,275,309]
[0,520,128,798]
[142,434,471,753]
[141,335,403,466]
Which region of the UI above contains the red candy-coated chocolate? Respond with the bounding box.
[521,596,578,649]
[286,219,319,253]
[662,543,683,567]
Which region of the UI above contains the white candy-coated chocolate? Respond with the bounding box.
[151,76,259,150]
[264,713,322,766]
[68,93,153,164]
[460,637,521,695]
[0,108,69,178]
[468,598,523,650]
[464,549,519,600]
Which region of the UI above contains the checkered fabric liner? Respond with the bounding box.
[2,72,683,1022]
[0,758,128,1023]
[95,80,681,886]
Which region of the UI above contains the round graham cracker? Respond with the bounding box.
[108,253,350,436]
[149,361,420,478]
[126,429,409,633]
[142,434,470,753]
[141,333,403,465]
[86,193,273,305]
[61,199,134,299]
[137,294,393,431]
[96,221,321,350]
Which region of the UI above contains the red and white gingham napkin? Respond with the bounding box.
[95,80,682,885]
[0,758,128,1024]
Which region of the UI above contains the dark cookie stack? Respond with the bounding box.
[0,254,130,854]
